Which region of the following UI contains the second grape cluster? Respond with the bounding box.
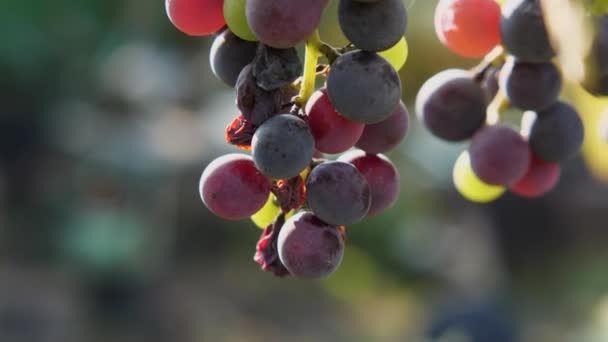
[419,0,598,202]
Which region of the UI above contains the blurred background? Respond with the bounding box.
[2,0,608,341]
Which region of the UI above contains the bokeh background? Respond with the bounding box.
[2,1,608,341]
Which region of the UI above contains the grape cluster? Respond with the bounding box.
[167,0,409,278]
[419,0,589,202]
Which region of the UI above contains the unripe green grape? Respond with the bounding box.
[224,0,257,41]
[378,36,409,71]
[251,193,280,229]
[453,151,505,203]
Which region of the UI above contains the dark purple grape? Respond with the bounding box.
[482,64,501,104]
[252,114,315,179]
[199,154,271,220]
[355,101,409,154]
[277,211,344,279]
[246,0,327,48]
[416,69,486,141]
[327,50,401,124]
[469,124,531,186]
[500,0,555,62]
[338,0,408,52]
[529,102,584,162]
[209,29,258,87]
[499,59,561,111]
[306,161,371,225]
[338,150,400,216]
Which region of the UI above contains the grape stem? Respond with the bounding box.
[295,31,341,108]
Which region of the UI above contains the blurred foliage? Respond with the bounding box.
[0,0,607,341]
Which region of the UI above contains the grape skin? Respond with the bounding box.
[209,29,258,87]
[199,154,271,220]
[246,0,327,48]
[277,211,344,279]
[165,0,225,36]
[224,0,257,41]
[338,0,408,52]
[529,102,584,163]
[500,0,555,62]
[416,69,486,142]
[435,0,502,58]
[510,153,560,198]
[469,124,531,186]
[327,50,401,124]
[355,101,409,154]
[252,114,315,179]
[499,59,561,111]
[338,151,400,216]
[453,151,506,203]
[306,161,371,226]
[305,88,364,154]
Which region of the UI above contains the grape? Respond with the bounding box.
[165,0,225,36]
[338,151,400,216]
[528,102,584,162]
[251,193,296,229]
[499,59,561,111]
[305,88,365,154]
[199,154,271,220]
[327,50,401,124]
[482,64,501,103]
[209,29,258,87]
[435,0,501,58]
[500,0,555,62]
[236,64,294,125]
[416,69,486,141]
[510,153,560,198]
[355,101,409,154]
[224,0,257,41]
[469,124,531,185]
[338,0,408,52]
[277,211,344,279]
[246,0,327,49]
[378,37,409,71]
[251,45,303,91]
[252,114,315,179]
[306,161,371,226]
[453,151,506,203]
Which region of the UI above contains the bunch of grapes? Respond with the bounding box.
[418,0,605,202]
[166,0,409,278]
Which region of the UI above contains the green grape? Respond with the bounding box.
[453,151,505,203]
[224,0,257,41]
[250,193,298,229]
[251,193,280,229]
[378,36,408,71]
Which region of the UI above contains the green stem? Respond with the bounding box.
[296,31,323,108]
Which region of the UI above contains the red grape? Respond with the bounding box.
[199,154,271,220]
[355,101,409,154]
[511,153,560,198]
[434,0,501,58]
[305,89,365,154]
[166,0,226,36]
[339,150,400,216]
[277,211,344,279]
